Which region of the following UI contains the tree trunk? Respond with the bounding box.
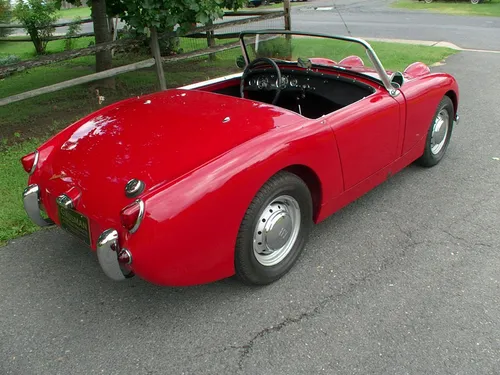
[91,0,114,88]
[28,30,44,54]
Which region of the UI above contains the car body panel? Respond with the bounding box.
[30,89,304,248]
[122,119,344,286]
[327,92,404,189]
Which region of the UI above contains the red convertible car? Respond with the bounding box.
[21,31,459,287]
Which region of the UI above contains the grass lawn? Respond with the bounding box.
[0,37,95,59]
[392,0,500,17]
[0,37,458,245]
[57,6,91,19]
[0,139,44,246]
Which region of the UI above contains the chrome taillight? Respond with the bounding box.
[120,199,145,233]
[21,150,39,175]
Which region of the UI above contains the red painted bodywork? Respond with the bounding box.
[25,57,459,286]
[339,55,365,68]
[404,62,431,79]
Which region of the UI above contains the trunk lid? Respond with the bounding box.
[40,89,301,223]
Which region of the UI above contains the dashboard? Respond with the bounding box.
[244,69,376,107]
[248,74,299,90]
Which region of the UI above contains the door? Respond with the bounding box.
[328,92,403,190]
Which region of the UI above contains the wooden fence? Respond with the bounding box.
[0,3,291,107]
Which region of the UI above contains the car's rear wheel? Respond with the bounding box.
[234,171,313,285]
[416,96,454,168]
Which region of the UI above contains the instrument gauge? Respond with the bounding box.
[257,76,269,89]
[281,76,289,88]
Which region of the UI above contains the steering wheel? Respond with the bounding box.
[240,57,282,105]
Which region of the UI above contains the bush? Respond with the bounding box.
[120,26,182,56]
[13,0,60,55]
[64,16,83,51]
[0,0,13,37]
[0,55,20,66]
[255,37,293,59]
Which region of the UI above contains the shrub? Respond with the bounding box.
[13,0,60,55]
[255,37,293,59]
[64,16,83,50]
[0,55,20,66]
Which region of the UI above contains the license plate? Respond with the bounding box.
[58,205,91,245]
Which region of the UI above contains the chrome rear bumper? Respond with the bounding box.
[97,229,133,281]
[23,184,132,282]
[23,184,54,227]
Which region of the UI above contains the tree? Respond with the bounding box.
[91,0,113,78]
[13,0,60,55]
[109,0,247,36]
[0,0,13,38]
[60,0,114,87]
[62,0,247,87]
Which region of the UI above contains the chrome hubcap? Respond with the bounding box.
[253,195,301,267]
[431,109,449,155]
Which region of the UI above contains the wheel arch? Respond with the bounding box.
[445,89,458,117]
[281,164,323,223]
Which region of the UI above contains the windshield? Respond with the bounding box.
[240,31,394,89]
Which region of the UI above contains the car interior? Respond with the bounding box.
[210,57,377,119]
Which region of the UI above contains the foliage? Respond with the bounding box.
[120,25,181,56]
[13,0,60,55]
[107,0,247,34]
[0,0,13,37]
[255,38,293,59]
[0,55,20,66]
[64,16,83,50]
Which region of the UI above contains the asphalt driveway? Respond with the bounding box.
[1,49,499,374]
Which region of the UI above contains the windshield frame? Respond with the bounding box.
[238,30,399,97]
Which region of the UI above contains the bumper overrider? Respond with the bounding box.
[23,184,133,281]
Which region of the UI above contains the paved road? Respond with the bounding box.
[1,49,500,373]
[292,0,500,50]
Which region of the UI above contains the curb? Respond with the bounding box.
[359,37,463,50]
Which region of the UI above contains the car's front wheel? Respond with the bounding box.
[416,95,455,167]
[234,171,313,285]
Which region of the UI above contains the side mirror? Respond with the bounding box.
[235,55,246,69]
[297,57,312,69]
[391,71,404,88]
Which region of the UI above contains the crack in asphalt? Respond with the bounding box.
[441,228,493,249]
[231,225,426,372]
[225,219,495,372]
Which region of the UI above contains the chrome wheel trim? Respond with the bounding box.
[253,195,301,267]
[430,109,449,155]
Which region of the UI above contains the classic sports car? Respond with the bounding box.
[21,31,459,287]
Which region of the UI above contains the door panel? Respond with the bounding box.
[328,93,402,190]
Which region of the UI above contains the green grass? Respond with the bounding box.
[248,37,457,72]
[0,139,45,246]
[0,38,458,244]
[57,6,91,19]
[392,0,500,17]
[0,37,95,60]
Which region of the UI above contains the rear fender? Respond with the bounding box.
[122,122,343,286]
